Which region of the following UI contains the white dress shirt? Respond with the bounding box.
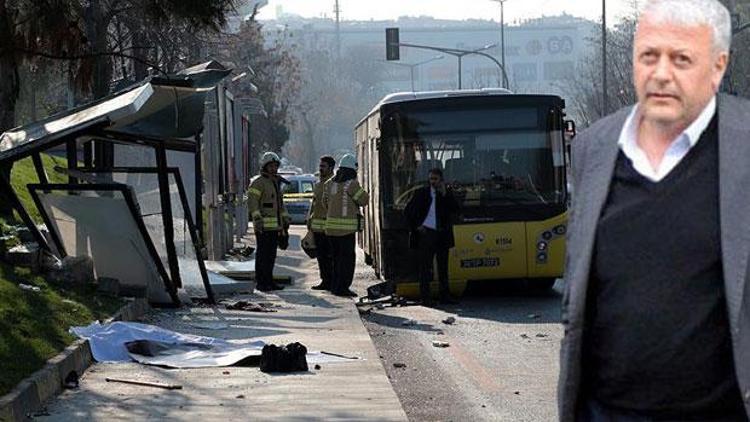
[422,188,437,229]
[617,96,717,182]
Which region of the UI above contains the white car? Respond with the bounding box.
[281,174,316,224]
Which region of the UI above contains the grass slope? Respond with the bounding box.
[9,154,68,223]
[0,262,124,395]
[1,153,124,396]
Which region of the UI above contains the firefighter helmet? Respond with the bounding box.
[260,152,281,169]
[339,154,358,170]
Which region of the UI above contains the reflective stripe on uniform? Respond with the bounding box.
[262,217,279,230]
[326,217,358,231]
[310,218,326,231]
[342,181,351,217]
[249,188,262,197]
[353,188,366,202]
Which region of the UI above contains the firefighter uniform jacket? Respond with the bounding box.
[323,178,369,237]
[308,174,333,233]
[248,174,290,232]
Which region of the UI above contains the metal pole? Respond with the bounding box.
[458,55,462,89]
[334,0,341,62]
[410,66,415,92]
[501,1,506,86]
[602,0,608,115]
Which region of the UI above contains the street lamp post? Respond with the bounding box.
[489,0,508,84]
[383,55,444,92]
[602,0,608,115]
[456,44,496,89]
[391,41,510,90]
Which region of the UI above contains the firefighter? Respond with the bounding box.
[248,152,290,292]
[323,154,369,297]
[309,155,336,291]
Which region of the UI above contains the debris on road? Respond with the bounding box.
[320,351,359,360]
[225,300,278,312]
[105,377,183,390]
[236,394,246,399]
[314,364,321,370]
[527,314,541,319]
[63,371,79,389]
[189,321,230,330]
[535,333,548,338]
[432,340,450,348]
[520,334,530,339]
[222,371,230,375]
[442,316,456,325]
[393,362,407,368]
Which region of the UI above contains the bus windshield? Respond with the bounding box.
[386,105,565,210]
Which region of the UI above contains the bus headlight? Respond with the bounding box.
[554,225,567,235]
[537,252,548,263]
[542,231,553,240]
[537,241,548,251]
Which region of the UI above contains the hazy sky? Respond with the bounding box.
[257,0,639,23]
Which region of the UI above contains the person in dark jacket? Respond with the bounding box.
[404,168,460,305]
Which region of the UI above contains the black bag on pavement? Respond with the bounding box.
[260,342,308,373]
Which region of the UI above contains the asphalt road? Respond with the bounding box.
[355,274,564,422]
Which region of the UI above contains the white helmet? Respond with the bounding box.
[260,152,281,169]
[339,154,358,170]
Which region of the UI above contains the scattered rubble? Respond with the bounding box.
[105,377,182,390]
[320,351,359,360]
[442,316,456,325]
[393,362,406,368]
[189,322,229,330]
[5,243,41,269]
[61,256,96,285]
[18,283,41,292]
[63,371,79,389]
[432,340,450,348]
[225,300,278,312]
[97,277,121,297]
[535,333,548,338]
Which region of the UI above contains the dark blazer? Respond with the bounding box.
[404,185,459,249]
[558,94,750,421]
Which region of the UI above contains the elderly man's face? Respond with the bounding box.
[633,17,728,128]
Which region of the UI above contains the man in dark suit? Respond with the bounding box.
[404,168,460,306]
[559,1,750,421]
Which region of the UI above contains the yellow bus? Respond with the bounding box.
[355,89,572,297]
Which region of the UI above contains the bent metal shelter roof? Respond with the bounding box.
[0,60,232,164]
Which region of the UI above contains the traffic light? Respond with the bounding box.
[386,27,400,61]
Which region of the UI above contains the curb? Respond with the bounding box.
[0,298,150,422]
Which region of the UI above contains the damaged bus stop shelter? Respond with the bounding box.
[0,61,237,306]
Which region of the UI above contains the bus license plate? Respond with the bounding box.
[460,257,500,268]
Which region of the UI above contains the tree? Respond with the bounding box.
[219,18,301,162]
[284,36,388,170]
[0,0,237,217]
[564,11,637,127]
